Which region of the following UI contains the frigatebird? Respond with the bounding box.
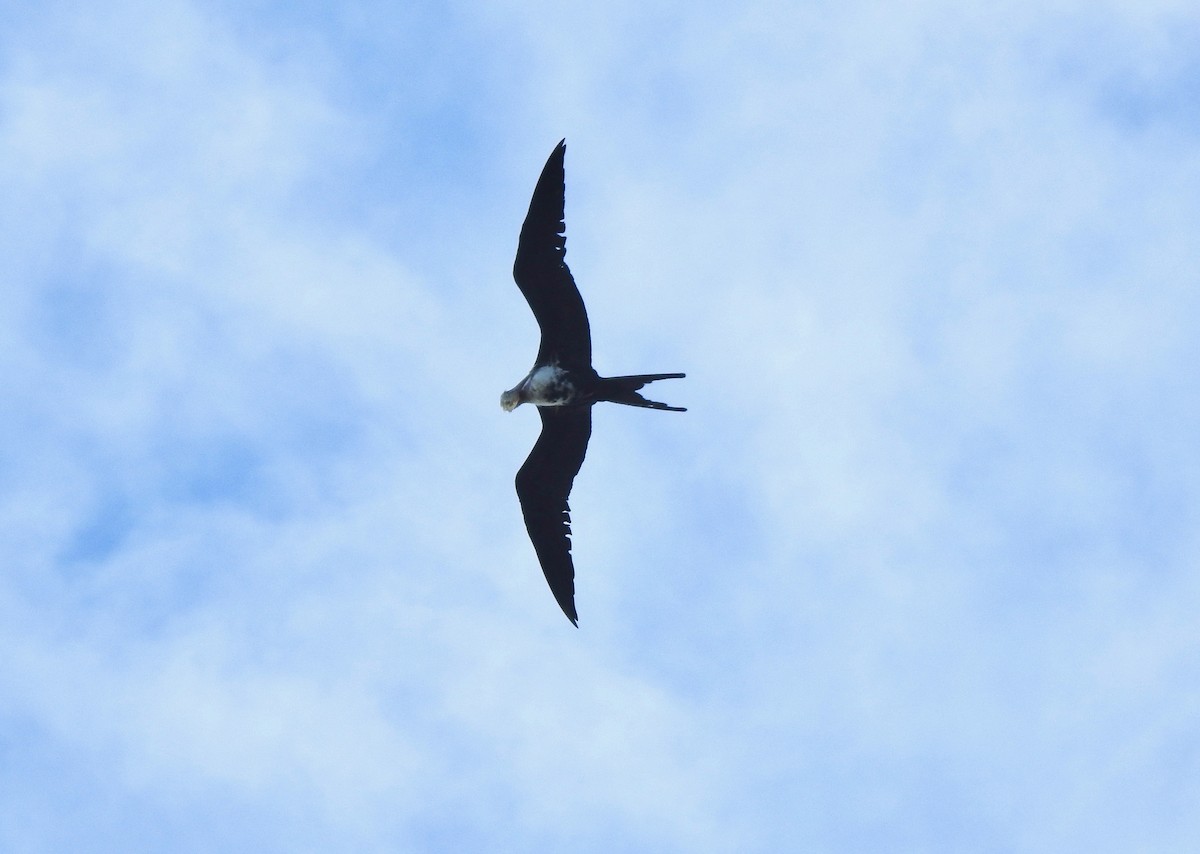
[502,140,685,625]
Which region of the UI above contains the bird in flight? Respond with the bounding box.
[502,140,686,626]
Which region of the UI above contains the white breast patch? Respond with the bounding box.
[525,365,573,406]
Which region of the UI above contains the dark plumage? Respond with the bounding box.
[502,140,685,625]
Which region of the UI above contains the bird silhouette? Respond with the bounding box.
[502,140,686,625]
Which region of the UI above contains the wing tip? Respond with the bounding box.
[557,595,579,626]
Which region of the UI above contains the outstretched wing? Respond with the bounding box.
[512,139,592,370]
[515,405,592,625]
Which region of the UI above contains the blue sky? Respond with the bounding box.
[2,0,1199,851]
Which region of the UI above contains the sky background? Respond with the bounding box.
[2,0,1199,851]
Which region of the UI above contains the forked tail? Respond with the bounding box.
[595,373,686,411]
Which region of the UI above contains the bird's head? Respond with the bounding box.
[500,387,522,412]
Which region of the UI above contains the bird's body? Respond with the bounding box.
[503,140,685,625]
[501,364,580,409]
